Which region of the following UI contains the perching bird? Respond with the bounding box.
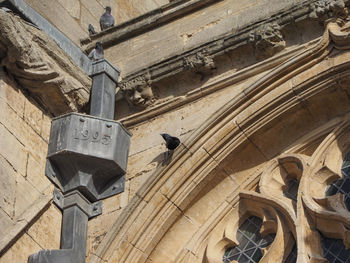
[161,133,180,151]
[88,24,96,35]
[1,7,12,12]
[88,41,104,61]
[100,6,115,31]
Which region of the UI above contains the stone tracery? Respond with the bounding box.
[204,122,350,263]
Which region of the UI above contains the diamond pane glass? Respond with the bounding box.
[283,178,299,201]
[322,153,350,262]
[223,216,275,263]
[322,236,350,262]
[326,153,350,210]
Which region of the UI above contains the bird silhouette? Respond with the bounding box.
[88,41,104,61]
[161,133,180,151]
[88,24,96,35]
[161,133,180,163]
[100,6,115,31]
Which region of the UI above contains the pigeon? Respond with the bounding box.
[88,24,96,35]
[1,7,12,12]
[88,41,104,61]
[100,6,115,31]
[161,133,180,151]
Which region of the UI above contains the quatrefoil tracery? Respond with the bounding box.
[206,144,350,262]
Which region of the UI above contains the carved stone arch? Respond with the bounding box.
[89,21,350,263]
[203,154,308,263]
[299,119,350,262]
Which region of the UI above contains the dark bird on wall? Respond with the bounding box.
[88,41,104,61]
[88,24,96,35]
[161,133,180,163]
[100,6,115,31]
[161,133,180,151]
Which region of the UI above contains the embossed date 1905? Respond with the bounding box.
[74,128,111,145]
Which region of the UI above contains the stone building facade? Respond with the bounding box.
[1,0,350,262]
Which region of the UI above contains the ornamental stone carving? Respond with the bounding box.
[310,0,348,21]
[183,50,216,77]
[206,121,350,262]
[0,9,91,116]
[119,73,156,109]
[248,22,285,59]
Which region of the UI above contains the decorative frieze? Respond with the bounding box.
[183,49,217,76]
[248,22,285,59]
[310,0,349,21]
[114,1,318,112]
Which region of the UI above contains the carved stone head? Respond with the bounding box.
[124,83,155,109]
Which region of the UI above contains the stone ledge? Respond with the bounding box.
[117,0,315,89]
[0,192,52,256]
[81,0,222,49]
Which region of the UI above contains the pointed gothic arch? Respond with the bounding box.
[89,20,350,263]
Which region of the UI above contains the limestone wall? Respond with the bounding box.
[23,0,169,46]
[116,0,169,22]
[0,0,343,262]
[103,0,306,77]
[0,70,61,262]
[23,0,110,45]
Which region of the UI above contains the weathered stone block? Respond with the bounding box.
[0,124,27,176]
[24,99,43,135]
[80,5,100,34]
[57,0,80,19]
[0,208,13,238]
[81,0,104,21]
[0,74,25,116]
[27,204,61,249]
[0,155,16,218]
[0,233,42,263]
[0,99,48,164]
[41,114,51,143]
[26,154,51,193]
[14,173,41,218]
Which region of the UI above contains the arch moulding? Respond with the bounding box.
[90,19,350,263]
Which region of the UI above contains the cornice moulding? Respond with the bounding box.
[119,42,313,127]
[99,1,315,81]
[81,0,223,48]
[89,21,350,263]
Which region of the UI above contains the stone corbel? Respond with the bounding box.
[119,73,156,109]
[248,22,286,60]
[183,49,217,77]
[0,9,91,116]
[310,0,349,22]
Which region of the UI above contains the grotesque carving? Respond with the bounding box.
[249,22,286,59]
[120,73,156,109]
[183,50,216,76]
[0,10,91,115]
[310,0,348,21]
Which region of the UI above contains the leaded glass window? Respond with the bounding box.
[322,236,350,262]
[283,178,299,201]
[326,153,350,210]
[223,216,275,263]
[322,153,350,262]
